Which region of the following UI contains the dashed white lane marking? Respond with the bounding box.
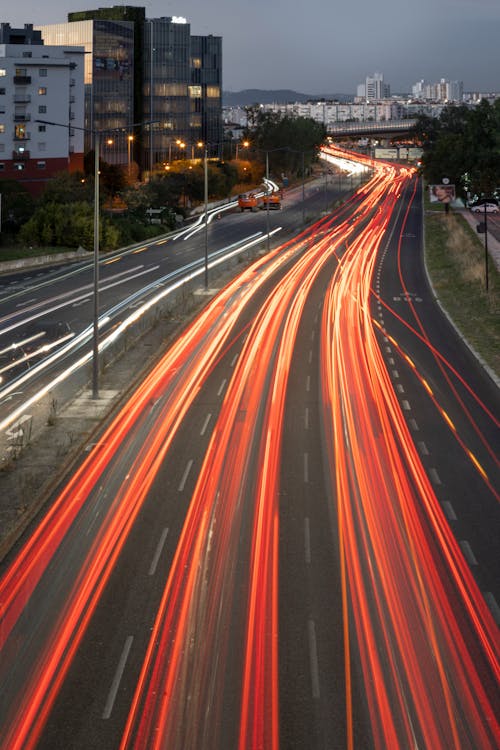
[388,357,395,365]
[409,418,419,431]
[459,540,478,566]
[102,636,134,719]
[308,620,321,699]
[392,369,399,378]
[304,518,311,564]
[304,407,309,430]
[217,379,227,396]
[484,592,500,625]
[306,375,311,392]
[442,501,457,520]
[178,459,194,492]
[200,413,212,436]
[149,527,169,575]
[429,467,442,485]
[401,400,411,411]
[304,453,309,483]
[308,349,313,364]
[230,353,238,367]
[396,383,405,393]
[417,441,429,456]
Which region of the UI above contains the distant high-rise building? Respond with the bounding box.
[37,7,222,175]
[357,72,390,100]
[0,23,84,193]
[411,77,463,102]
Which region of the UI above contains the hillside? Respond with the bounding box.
[223,89,351,106]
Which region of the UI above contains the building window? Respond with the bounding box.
[0,144,4,152]
[0,163,5,170]
[15,68,27,77]
[38,105,47,114]
[0,69,6,77]
[38,124,46,132]
[189,85,202,98]
[23,51,32,58]
[38,87,47,95]
[14,163,25,170]
[36,161,46,169]
[15,124,26,139]
[39,68,48,77]
[191,57,201,69]
[0,124,5,133]
[0,88,5,95]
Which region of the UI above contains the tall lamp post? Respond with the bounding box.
[35,117,159,399]
[92,131,100,398]
[204,145,209,288]
[127,134,134,179]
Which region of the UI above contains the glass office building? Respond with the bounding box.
[37,18,135,166]
[37,8,222,175]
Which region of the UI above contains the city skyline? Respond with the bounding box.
[3,0,500,94]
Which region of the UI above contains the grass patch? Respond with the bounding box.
[425,208,500,377]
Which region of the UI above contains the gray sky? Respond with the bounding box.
[4,0,500,94]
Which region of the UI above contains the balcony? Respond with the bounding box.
[12,150,30,160]
[14,113,31,122]
[13,76,31,85]
[13,133,30,142]
[13,95,31,104]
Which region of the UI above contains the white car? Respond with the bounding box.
[470,202,499,213]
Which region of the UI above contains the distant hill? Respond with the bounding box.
[223,89,351,106]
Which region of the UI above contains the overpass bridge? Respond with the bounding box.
[327,119,417,138]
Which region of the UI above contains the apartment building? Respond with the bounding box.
[0,23,84,193]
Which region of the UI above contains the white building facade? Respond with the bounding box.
[0,41,84,193]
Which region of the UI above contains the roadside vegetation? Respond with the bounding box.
[412,101,500,377]
[424,201,499,377]
[0,113,326,258]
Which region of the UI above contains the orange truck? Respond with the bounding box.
[238,192,260,212]
[260,192,281,210]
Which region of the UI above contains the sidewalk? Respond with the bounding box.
[458,208,500,272]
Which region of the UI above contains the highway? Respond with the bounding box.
[0,149,498,749]
[0,169,355,454]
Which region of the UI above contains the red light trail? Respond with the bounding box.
[0,150,497,749]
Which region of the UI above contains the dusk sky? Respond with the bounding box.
[4,0,500,95]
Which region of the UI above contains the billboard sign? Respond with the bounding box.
[429,184,456,204]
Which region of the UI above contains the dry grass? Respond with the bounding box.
[425,209,500,376]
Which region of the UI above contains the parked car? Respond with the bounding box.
[470,202,499,213]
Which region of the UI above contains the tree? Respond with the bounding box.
[0,180,35,236]
[38,171,93,206]
[412,102,500,201]
[244,112,327,179]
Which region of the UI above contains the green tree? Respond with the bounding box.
[19,201,120,251]
[0,180,35,236]
[38,171,92,206]
[244,112,327,179]
[412,102,500,201]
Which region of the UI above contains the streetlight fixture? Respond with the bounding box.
[35,117,159,399]
[127,134,134,179]
[235,139,249,160]
[203,144,209,288]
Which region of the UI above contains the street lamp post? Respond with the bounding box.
[265,150,270,253]
[204,146,209,288]
[92,131,100,398]
[35,117,159,399]
[127,134,134,179]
